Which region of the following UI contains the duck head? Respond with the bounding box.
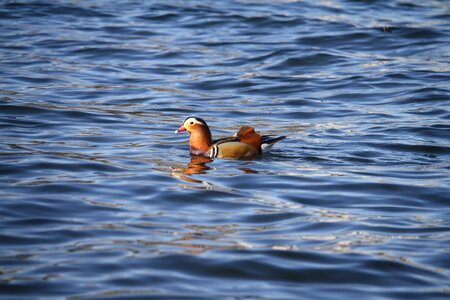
[175,117,209,134]
[175,116,212,155]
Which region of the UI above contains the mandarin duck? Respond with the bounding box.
[175,116,286,159]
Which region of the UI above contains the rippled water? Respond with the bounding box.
[1,0,450,299]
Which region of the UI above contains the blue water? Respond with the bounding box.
[1,0,450,299]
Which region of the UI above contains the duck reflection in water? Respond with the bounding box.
[171,155,213,186]
[171,155,258,192]
[181,155,212,176]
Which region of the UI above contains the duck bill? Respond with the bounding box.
[175,126,186,133]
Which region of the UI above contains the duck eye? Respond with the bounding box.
[190,121,194,125]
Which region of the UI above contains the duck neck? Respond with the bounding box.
[189,127,212,155]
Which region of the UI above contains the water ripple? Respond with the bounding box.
[1,0,450,299]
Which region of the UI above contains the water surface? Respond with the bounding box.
[1,0,450,299]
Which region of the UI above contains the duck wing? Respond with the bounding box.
[212,135,240,145]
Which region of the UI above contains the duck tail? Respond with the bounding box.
[261,135,286,153]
